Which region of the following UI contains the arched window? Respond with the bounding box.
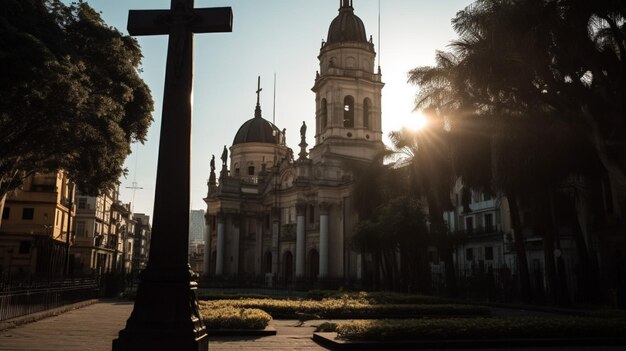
[363,98,371,129]
[321,99,328,129]
[343,95,354,128]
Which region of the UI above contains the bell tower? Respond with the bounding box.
[310,0,384,162]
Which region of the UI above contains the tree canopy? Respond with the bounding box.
[412,0,625,216]
[408,0,625,302]
[0,0,153,197]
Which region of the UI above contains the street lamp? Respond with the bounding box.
[64,182,75,278]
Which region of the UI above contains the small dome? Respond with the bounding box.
[233,115,280,145]
[326,0,367,44]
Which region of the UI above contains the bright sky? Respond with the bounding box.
[85,0,472,220]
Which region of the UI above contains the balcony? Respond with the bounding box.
[452,225,503,240]
[467,199,497,212]
[30,184,56,192]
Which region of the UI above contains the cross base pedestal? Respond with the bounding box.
[112,266,207,351]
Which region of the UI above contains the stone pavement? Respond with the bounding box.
[0,300,327,351]
[0,300,623,350]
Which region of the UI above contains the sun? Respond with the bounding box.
[404,112,429,132]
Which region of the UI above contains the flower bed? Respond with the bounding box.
[199,305,272,330]
[331,317,626,341]
[199,299,489,319]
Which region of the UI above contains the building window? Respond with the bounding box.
[363,98,371,128]
[465,216,474,233]
[343,95,354,128]
[485,246,494,260]
[466,248,474,261]
[75,221,85,237]
[22,208,34,220]
[19,241,31,254]
[321,99,328,129]
[78,198,86,209]
[484,213,493,232]
[2,207,9,220]
[429,250,439,263]
[248,166,255,175]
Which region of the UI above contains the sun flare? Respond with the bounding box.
[404,113,429,132]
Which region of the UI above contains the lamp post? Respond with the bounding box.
[120,225,127,274]
[64,182,75,278]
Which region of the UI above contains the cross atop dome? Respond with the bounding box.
[256,76,262,106]
[255,76,262,118]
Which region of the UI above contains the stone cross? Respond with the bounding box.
[113,1,232,351]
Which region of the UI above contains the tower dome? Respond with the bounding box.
[326,0,367,44]
[232,115,280,145]
[232,100,281,145]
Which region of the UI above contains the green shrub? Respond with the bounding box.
[316,322,338,332]
[199,306,271,330]
[335,317,626,341]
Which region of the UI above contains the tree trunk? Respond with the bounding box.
[566,175,599,304]
[539,209,558,305]
[586,113,626,219]
[427,191,457,297]
[0,193,6,229]
[507,191,532,303]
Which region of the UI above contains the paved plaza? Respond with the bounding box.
[0,300,326,351]
[0,300,623,350]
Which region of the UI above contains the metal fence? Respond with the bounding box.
[0,278,99,321]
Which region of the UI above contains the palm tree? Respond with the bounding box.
[348,149,403,290]
[408,0,624,304]
[389,117,457,296]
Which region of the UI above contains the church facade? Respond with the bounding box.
[204,0,384,287]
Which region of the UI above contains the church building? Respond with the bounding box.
[204,0,384,287]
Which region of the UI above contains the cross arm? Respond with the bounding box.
[128,7,233,36]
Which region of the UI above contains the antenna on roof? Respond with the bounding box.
[378,0,381,69]
[272,72,277,124]
[125,144,143,213]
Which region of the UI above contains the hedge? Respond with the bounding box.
[199,299,489,318]
[199,306,271,330]
[306,290,452,305]
[334,317,626,341]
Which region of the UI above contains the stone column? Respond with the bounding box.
[202,215,210,276]
[295,203,306,279]
[255,217,263,276]
[215,215,225,276]
[319,203,329,279]
[271,208,280,275]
